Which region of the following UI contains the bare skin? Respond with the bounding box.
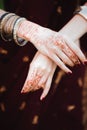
[19,3,87,100]
[21,51,56,100]
[17,21,86,73]
[0,4,87,100]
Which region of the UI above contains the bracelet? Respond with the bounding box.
[12,17,28,46]
[0,12,9,21]
[4,15,19,37]
[0,13,15,41]
[0,12,9,38]
[0,12,28,46]
[77,5,87,20]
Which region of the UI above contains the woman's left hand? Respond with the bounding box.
[17,20,87,73]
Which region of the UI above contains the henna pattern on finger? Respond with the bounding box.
[21,74,42,93]
[21,80,33,93]
[54,35,80,65]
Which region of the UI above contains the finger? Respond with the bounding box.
[32,67,48,90]
[61,45,80,65]
[21,77,40,93]
[21,67,38,93]
[55,47,74,67]
[64,36,87,64]
[49,52,72,74]
[27,65,38,80]
[38,71,51,86]
[21,80,34,93]
[31,51,40,61]
[32,74,42,89]
[40,63,57,100]
[55,38,80,65]
[40,74,53,100]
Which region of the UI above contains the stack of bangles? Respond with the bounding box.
[0,10,28,46]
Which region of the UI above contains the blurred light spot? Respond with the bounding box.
[0,103,6,112]
[78,78,83,87]
[0,47,8,55]
[82,90,87,97]
[82,106,87,112]
[57,6,62,14]
[19,101,26,110]
[67,105,76,112]
[32,115,39,125]
[55,70,65,84]
[0,85,6,93]
[82,98,87,105]
[22,56,29,62]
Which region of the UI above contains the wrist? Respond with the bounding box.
[78,5,87,21]
[0,11,28,46]
[59,4,87,42]
[0,9,7,17]
[59,14,87,42]
[17,20,41,42]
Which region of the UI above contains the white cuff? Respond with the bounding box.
[78,5,87,20]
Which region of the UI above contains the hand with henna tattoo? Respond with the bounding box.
[21,51,57,100]
[17,20,87,73]
[21,39,84,100]
[21,5,87,99]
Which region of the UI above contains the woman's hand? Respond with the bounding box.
[21,41,82,100]
[17,20,87,73]
[21,51,57,100]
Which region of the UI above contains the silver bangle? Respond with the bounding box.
[12,17,28,46]
[0,13,15,41]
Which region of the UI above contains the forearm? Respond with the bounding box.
[0,9,6,16]
[59,5,87,41]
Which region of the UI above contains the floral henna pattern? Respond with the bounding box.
[21,74,42,93]
[18,20,83,74]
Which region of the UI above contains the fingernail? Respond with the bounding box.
[67,71,72,75]
[83,60,87,65]
[40,95,44,100]
[21,89,25,93]
[21,87,27,93]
